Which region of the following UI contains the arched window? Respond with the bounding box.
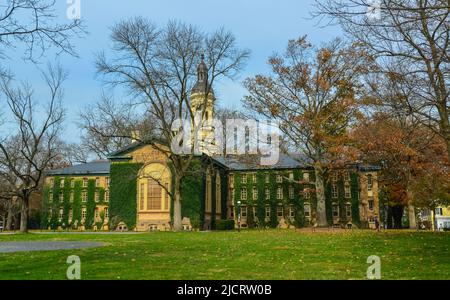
[138,163,171,212]
[147,179,162,210]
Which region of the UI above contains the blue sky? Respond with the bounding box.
[3,0,341,143]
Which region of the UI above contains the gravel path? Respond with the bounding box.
[0,241,105,253]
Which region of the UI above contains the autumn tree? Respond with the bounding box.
[243,37,370,227]
[409,131,450,219]
[313,0,450,158]
[0,64,65,233]
[94,18,249,231]
[353,112,449,228]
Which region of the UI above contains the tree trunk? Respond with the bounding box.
[408,205,417,229]
[314,164,328,227]
[172,176,182,231]
[20,192,29,233]
[6,204,13,231]
[392,205,404,229]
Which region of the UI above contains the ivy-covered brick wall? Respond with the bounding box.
[109,162,143,230]
[41,176,108,230]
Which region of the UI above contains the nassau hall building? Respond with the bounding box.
[42,58,380,231]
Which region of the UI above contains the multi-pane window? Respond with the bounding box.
[289,205,295,218]
[83,178,88,188]
[68,209,73,222]
[277,206,283,217]
[304,203,311,218]
[105,190,110,202]
[60,180,64,188]
[104,207,109,219]
[276,187,283,200]
[303,188,310,199]
[332,204,339,217]
[70,178,75,188]
[81,207,86,220]
[343,172,350,182]
[368,199,374,210]
[346,203,351,218]
[331,172,338,182]
[95,192,99,202]
[289,186,294,199]
[303,172,310,182]
[289,172,294,181]
[241,188,247,200]
[344,183,351,198]
[147,179,162,210]
[241,174,247,184]
[252,173,257,183]
[367,175,373,191]
[252,187,258,200]
[82,190,87,202]
[105,177,110,188]
[332,185,338,198]
[265,173,270,184]
[265,206,271,218]
[95,177,100,187]
[265,188,270,200]
[241,206,247,219]
[59,208,63,221]
[276,174,282,183]
[436,207,443,215]
[95,208,99,219]
[59,193,64,202]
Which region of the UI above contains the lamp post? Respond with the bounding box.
[237,200,241,232]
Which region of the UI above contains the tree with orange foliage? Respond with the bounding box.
[243,37,371,227]
[353,112,449,228]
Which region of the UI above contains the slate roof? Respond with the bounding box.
[211,154,381,172]
[45,160,110,176]
[211,154,313,171]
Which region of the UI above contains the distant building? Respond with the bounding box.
[435,207,450,231]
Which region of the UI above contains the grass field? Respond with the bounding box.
[1,230,449,280]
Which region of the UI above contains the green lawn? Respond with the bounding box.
[0,230,449,280]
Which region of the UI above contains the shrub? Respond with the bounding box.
[216,219,235,231]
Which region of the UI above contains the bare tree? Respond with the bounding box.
[95,18,249,230]
[78,94,148,159]
[0,0,85,61]
[0,64,65,233]
[0,176,16,230]
[313,0,450,158]
[243,37,371,227]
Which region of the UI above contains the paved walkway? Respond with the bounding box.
[0,241,105,253]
